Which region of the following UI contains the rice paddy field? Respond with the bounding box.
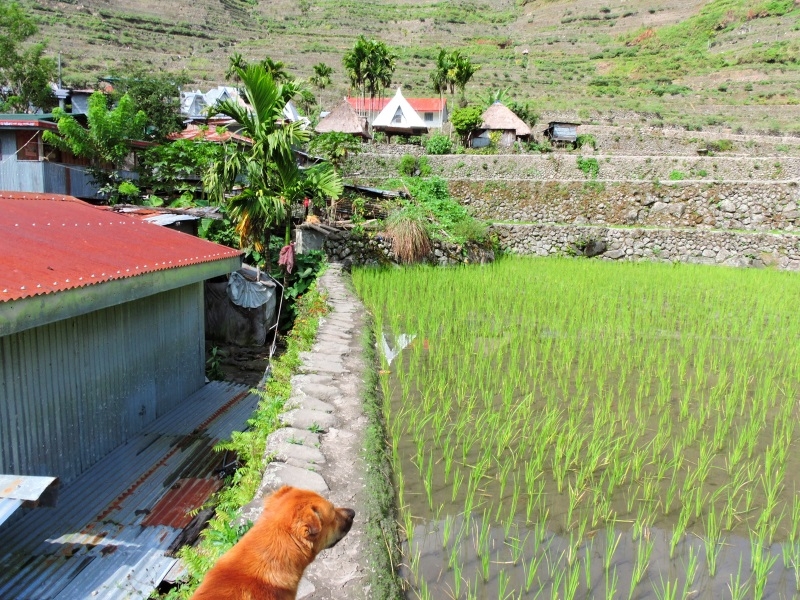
[352,257,800,600]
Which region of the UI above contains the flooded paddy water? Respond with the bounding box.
[352,257,800,599]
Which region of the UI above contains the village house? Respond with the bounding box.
[0,114,138,199]
[346,88,447,129]
[472,101,532,148]
[315,99,370,139]
[0,192,261,598]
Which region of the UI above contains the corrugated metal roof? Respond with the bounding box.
[0,192,242,303]
[0,381,260,599]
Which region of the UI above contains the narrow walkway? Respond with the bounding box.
[237,263,371,599]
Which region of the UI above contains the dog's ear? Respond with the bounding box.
[264,485,293,508]
[293,504,322,550]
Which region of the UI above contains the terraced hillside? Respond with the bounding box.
[27,0,800,133]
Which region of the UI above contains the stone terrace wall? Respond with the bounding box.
[347,153,800,182]
[493,224,800,271]
[452,181,800,232]
[323,229,494,267]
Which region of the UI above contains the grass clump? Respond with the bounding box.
[385,211,432,264]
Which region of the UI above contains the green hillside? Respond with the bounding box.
[28,0,800,133]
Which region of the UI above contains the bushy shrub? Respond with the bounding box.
[707,139,734,152]
[576,156,600,179]
[575,133,598,151]
[528,139,553,153]
[398,154,417,176]
[668,170,685,180]
[425,133,452,155]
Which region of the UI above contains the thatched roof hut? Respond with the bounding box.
[315,99,370,138]
[472,102,532,148]
[479,102,532,138]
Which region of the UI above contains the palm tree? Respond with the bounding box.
[452,51,479,102]
[343,36,396,123]
[204,64,342,263]
[225,52,246,82]
[261,57,290,83]
[310,62,333,89]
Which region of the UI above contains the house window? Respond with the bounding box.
[392,111,402,124]
[424,112,434,122]
[16,130,40,161]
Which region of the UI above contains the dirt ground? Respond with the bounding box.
[205,341,275,388]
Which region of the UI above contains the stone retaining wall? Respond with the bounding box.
[323,229,494,267]
[492,223,800,271]
[452,181,800,232]
[347,153,800,182]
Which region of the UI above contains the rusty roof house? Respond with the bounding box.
[0,115,142,201]
[0,192,263,599]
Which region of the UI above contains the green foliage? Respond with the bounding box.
[528,139,553,153]
[0,1,56,112]
[310,62,333,88]
[576,133,598,150]
[308,132,362,171]
[109,68,189,140]
[576,156,600,179]
[139,138,223,205]
[271,248,327,330]
[117,180,140,198]
[669,170,685,181]
[430,48,479,98]
[44,92,147,191]
[388,176,486,244]
[204,62,342,260]
[449,105,484,142]
[424,133,452,155]
[205,346,225,381]
[507,99,538,127]
[343,36,397,101]
[358,324,404,599]
[707,139,734,152]
[398,154,431,177]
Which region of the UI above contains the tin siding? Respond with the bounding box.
[0,283,205,483]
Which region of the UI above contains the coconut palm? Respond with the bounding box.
[310,62,333,89]
[205,63,342,262]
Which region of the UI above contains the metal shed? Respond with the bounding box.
[0,192,242,485]
[542,121,580,146]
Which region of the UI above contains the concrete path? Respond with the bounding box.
[238,263,371,600]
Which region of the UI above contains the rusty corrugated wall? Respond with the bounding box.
[0,283,205,484]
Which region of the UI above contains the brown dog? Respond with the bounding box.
[189,486,355,600]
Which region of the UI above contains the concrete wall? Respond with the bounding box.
[0,283,205,483]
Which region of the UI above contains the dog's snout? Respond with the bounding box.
[342,508,355,521]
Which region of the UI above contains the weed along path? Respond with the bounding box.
[238,263,374,600]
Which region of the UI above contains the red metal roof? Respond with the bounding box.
[0,191,242,303]
[346,96,446,112]
[167,123,252,144]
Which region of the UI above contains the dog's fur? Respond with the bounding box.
[189,486,355,600]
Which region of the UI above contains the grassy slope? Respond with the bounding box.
[29,0,800,132]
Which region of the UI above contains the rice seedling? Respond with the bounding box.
[728,556,750,600]
[353,257,800,599]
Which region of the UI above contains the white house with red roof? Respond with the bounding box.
[346,88,448,129]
